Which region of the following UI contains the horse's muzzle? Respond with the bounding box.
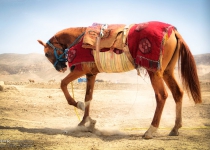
[55,62,67,72]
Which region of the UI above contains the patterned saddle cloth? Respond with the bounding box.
[127,21,175,72]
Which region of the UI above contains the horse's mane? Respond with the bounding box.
[55,27,87,35]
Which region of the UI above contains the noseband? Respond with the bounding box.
[46,32,85,68]
[46,41,68,67]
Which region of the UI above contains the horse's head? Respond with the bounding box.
[37,38,68,73]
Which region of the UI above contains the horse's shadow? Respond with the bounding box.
[0,125,143,141]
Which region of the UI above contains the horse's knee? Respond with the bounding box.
[162,91,168,100]
[155,91,168,103]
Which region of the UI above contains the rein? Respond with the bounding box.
[46,32,85,67]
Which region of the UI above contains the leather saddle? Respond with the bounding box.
[82,23,128,50]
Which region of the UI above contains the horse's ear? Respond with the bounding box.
[37,40,47,47]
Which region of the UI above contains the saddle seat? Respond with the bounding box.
[83,23,126,50]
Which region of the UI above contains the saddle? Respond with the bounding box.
[82,23,135,73]
[83,23,126,50]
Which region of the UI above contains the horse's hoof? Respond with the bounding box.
[87,126,94,132]
[88,119,96,132]
[78,121,86,126]
[142,125,156,139]
[78,123,84,126]
[169,130,179,136]
[89,118,96,124]
[142,133,153,139]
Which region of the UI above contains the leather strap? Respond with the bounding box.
[95,37,104,72]
[122,24,135,67]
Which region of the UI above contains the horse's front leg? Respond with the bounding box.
[61,70,85,109]
[78,74,97,131]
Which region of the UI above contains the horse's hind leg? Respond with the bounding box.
[143,71,168,139]
[143,30,178,139]
[163,42,183,136]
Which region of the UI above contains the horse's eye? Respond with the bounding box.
[45,53,49,57]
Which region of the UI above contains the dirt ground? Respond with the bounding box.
[0,81,210,150]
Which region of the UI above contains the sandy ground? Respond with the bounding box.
[0,81,210,150]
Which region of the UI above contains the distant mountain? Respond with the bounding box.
[0,53,209,82]
[0,53,49,74]
[0,53,69,82]
[194,53,210,65]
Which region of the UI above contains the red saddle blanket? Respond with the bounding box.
[68,39,94,70]
[127,21,175,71]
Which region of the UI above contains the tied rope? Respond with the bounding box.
[71,82,81,121]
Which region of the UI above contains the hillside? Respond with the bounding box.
[194,53,210,65]
[0,53,69,82]
[0,53,209,83]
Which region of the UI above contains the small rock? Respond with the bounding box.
[0,81,4,91]
[0,85,3,91]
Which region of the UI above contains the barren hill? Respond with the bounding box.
[0,53,209,83]
[194,53,210,65]
[0,53,68,82]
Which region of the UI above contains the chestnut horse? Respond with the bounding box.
[38,22,201,139]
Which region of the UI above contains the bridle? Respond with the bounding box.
[46,40,67,67]
[46,32,85,68]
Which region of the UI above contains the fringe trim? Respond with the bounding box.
[93,50,135,73]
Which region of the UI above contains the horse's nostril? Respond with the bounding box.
[45,53,49,57]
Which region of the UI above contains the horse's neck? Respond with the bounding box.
[56,27,86,48]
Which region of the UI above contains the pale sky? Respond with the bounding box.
[0,0,209,55]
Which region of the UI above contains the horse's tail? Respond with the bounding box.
[174,30,202,104]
